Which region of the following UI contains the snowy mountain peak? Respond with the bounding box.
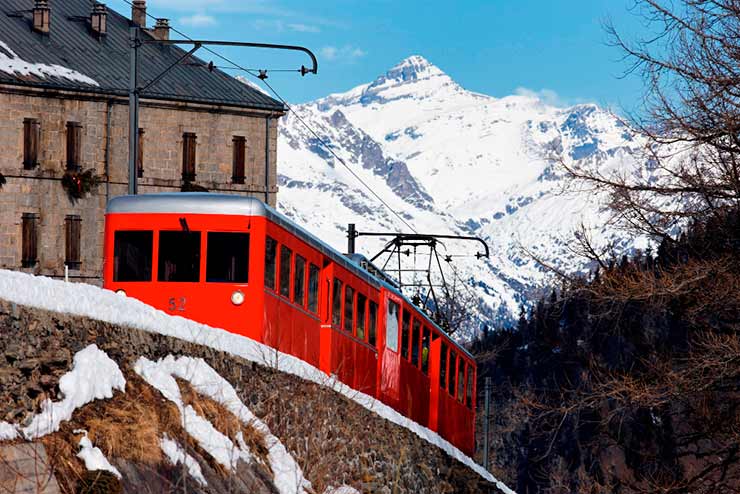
[383,55,445,82]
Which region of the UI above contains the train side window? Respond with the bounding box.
[356,293,367,340]
[440,343,448,389]
[385,301,399,352]
[307,263,319,313]
[279,246,292,298]
[448,350,457,396]
[457,357,465,403]
[421,327,430,374]
[158,231,200,282]
[206,232,249,283]
[293,255,306,306]
[344,285,354,332]
[466,365,474,409]
[332,278,343,327]
[368,301,378,347]
[114,231,153,282]
[265,237,277,290]
[401,310,411,360]
[411,319,421,367]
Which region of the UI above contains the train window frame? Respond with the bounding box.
[356,293,367,341]
[448,350,457,396]
[157,230,201,283]
[205,232,249,283]
[457,357,465,403]
[439,342,448,390]
[332,278,343,328]
[466,365,474,409]
[385,300,400,352]
[368,300,378,347]
[264,236,277,290]
[400,309,411,360]
[113,230,153,282]
[343,285,354,333]
[293,254,306,307]
[421,326,430,374]
[279,245,292,298]
[411,318,421,367]
[307,263,319,313]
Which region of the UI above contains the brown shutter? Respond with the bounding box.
[23,118,40,170]
[232,136,246,184]
[21,213,39,268]
[137,128,145,178]
[66,122,82,171]
[65,215,82,269]
[182,132,197,181]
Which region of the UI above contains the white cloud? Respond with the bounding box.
[514,87,588,108]
[287,23,320,33]
[320,45,367,62]
[252,20,320,33]
[179,13,217,27]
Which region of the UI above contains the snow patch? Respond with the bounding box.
[160,435,207,486]
[324,486,361,494]
[22,344,126,439]
[0,270,514,492]
[135,355,311,494]
[0,422,19,440]
[0,40,99,87]
[75,430,122,478]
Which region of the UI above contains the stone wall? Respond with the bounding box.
[0,85,281,284]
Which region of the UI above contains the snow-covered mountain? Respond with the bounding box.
[276,55,650,331]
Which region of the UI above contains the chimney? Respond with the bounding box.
[32,0,51,34]
[153,18,170,40]
[90,2,107,37]
[132,0,146,27]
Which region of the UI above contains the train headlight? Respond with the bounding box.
[115,289,126,296]
[230,290,245,306]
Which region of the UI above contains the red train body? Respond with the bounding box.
[103,193,477,454]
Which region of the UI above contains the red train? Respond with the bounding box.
[103,193,477,454]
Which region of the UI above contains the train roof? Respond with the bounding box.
[106,193,475,361]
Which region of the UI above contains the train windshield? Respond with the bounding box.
[158,231,201,282]
[113,230,153,282]
[206,232,249,283]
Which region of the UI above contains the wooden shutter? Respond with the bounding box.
[137,128,145,178]
[66,121,82,171]
[182,132,197,181]
[21,213,39,268]
[23,118,40,169]
[65,215,82,269]
[232,136,246,184]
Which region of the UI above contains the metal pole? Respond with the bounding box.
[483,376,491,471]
[347,223,356,254]
[128,26,140,195]
[264,116,270,204]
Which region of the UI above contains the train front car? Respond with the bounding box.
[103,193,267,342]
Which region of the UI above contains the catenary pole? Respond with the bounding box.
[483,376,491,471]
[128,26,140,195]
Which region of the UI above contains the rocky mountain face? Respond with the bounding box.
[276,55,652,331]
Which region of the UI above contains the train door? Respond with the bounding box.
[378,291,402,410]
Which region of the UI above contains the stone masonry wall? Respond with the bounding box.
[0,86,281,284]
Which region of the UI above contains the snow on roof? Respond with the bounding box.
[0,270,516,494]
[0,40,99,87]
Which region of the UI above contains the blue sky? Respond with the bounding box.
[110,0,649,110]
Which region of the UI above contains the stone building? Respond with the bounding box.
[0,0,286,283]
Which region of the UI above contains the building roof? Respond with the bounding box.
[0,0,286,112]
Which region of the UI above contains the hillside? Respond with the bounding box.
[276,55,656,329]
[0,271,512,494]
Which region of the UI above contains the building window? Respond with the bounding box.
[137,128,145,178]
[23,118,40,169]
[21,213,39,268]
[232,136,246,184]
[66,122,82,171]
[64,215,82,270]
[182,132,197,181]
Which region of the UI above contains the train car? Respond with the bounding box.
[103,193,477,454]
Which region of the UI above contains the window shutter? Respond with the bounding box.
[23,118,40,169]
[65,215,82,269]
[137,128,145,178]
[66,121,82,171]
[21,213,39,268]
[182,132,197,181]
[232,136,246,184]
